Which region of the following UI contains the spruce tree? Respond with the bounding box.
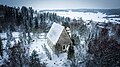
[9,41,25,67]
[29,50,42,67]
[0,37,3,57]
[35,17,38,28]
[67,44,74,61]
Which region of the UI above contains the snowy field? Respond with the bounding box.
[46,11,120,23]
[56,12,107,22]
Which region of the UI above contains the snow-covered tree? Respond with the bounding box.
[34,17,38,28]
[29,50,46,67]
[67,44,74,60]
[8,41,26,67]
[0,37,3,57]
[42,44,52,60]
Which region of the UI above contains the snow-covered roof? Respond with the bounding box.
[47,23,64,45]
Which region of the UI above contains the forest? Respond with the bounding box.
[0,5,120,67]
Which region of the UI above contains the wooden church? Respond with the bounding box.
[47,23,72,54]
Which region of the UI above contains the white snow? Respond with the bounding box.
[29,33,70,67]
[0,33,7,39]
[47,11,120,23]
[29,33,52,55]
[12,32,20,38]
[108,18,120,22]
[0,32,20,39]
[33,13,37,17]
[29,39,48,54]
[37,33,46,39]
[107,15,119,17]
[0,56,4,66]
[47,23,64,45]
[1,32,69,67]
[52,11,108,22]
[10,41,15,48]
[108,30,114,37]
[26,33,33,36]
[46,53,70,67]
[1,11,120,67]
[2,40,7,49]
[15,38,20,43]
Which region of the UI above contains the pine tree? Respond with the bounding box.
[35,17,38,28]
[28,7,34,28]
[9,41,25,67]
[42,44,52,60]
[67,44,74,60]
[29,50,44,67]
[67,44,75,67]
[0,37,3,57]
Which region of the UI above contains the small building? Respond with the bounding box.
[47,23,72,54]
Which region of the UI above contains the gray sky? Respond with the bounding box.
[0,0,120,10]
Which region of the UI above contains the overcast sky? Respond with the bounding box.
[0,0,120,10]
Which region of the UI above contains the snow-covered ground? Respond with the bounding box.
[108,18,120,23]
[46,11,120,23]
[55,12,107,22]
[0,32,71,67]
[0,33,7,39]
[1,11,120,67]
[29,33,71,67]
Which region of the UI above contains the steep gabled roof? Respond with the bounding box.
[47,23,64,45]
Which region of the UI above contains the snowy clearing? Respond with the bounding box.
[29,33,71,67]
[46,11,120,23]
